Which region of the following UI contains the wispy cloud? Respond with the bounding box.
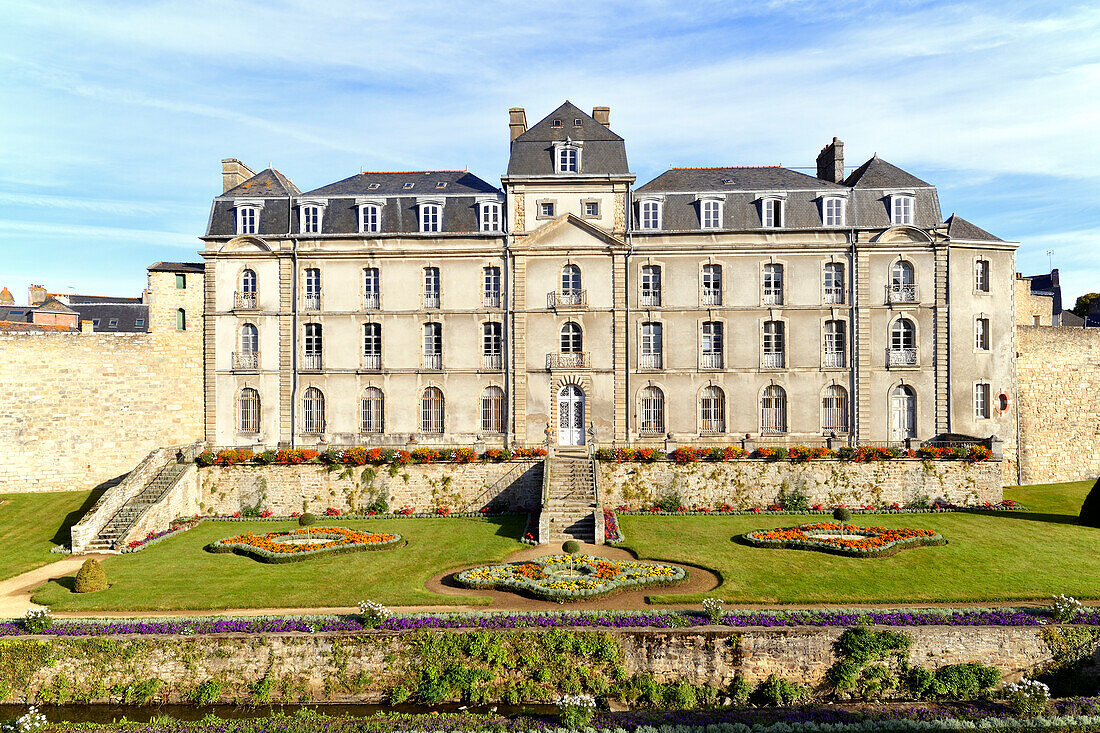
[0,221,198,248]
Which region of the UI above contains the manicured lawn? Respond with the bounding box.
[33,516,525,611]
[0,490,104,581]
[620,480,1100,604]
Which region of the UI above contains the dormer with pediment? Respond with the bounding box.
[502,101,634,237]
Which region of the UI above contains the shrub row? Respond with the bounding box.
[197,446,547,468]
[615,500,1024,516]
[597,445,992,463]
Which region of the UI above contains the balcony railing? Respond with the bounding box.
[823,287,844,305]
[700,352,723,369]
[232,351,258,370]
[482,353,503,371]
[701,290,722,306]
[234,291,258,310]
[762,290,783,306]
[547,290,587,308]
[361,353,381,371]
[363,293,380,309]
[547,352,591,370]
[887,348,919,367]
[303,293,321,310]
[423,353,442,370]
[762,352,785,369]
[640,292,662,307]
[483,292,501,308]
[639,352,663,370]
[823,350,846,368]
[301,352,323,371]
[886,284,919,304]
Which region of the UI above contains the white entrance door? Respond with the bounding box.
[557,385,585,446]
[890,386,916,442]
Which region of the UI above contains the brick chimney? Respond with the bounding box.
[222,158,256,193]
[508,108,527,142]
[816,137,844,183]
[592,106,611,127]
[28,284,47,306]
[0,287,12,305]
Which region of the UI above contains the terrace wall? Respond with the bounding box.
[598,458,1003,509]
[0,626,1064,704]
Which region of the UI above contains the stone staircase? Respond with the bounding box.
[87,460,189,551]
[544,453,598,544]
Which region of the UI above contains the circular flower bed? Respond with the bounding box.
[206,526,403,563]
[740,522,946,558]
[456,554,686,601]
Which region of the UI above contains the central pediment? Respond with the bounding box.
[518,213,625,249]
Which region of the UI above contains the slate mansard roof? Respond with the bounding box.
[633,156,944,232]
[206,169,502,238]
[507,101,630,178]
[71,303,150,332]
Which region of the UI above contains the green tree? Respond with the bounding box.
[1072,293,1100,318]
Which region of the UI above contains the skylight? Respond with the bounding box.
[403,183,414,190]
[368,183,380,190]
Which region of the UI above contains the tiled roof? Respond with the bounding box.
[301,170,499,197]
[221,168,300,198]
[844,156,932,188]
[637,166,845,193]
[0,321,75,333]
[945,215,1004,242]
[148,262,204,273]
[67,294,143,304]
[71,303,150,332]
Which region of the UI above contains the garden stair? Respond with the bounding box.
[544,454,599,544]
[87,460,190,551]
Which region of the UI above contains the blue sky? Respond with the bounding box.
[2,0,1098,306]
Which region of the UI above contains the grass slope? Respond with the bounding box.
[33,516,524,611]
[0,490,103,581]
[623,480,1100,604]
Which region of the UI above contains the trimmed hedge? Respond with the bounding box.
[206,528,404,564]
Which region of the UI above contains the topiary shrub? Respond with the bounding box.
[298,512,317,527]
[1079,477,1100,528]
[562,539,581,554]
[73,558,107,593]
[833,507,852,521]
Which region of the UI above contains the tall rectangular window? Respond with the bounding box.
[892,196,914,225]
[480,202,501,232]
[423,323,442,370]
[482,322,503,370]
[640,322,663,370]
[363,267,380,309]
[362,323,382,370]
[975,317,990,350]
[175,274,186,289]
[700,200,721,228]
[423,267,440,308]
[303,268,321,310]
[420,204,441,232]
[360,205,380,233]
[763,264,783,305]
[763,320,785,368]
[301,205,321,233]
[701,264,722,306]
[483,266,501,307]
[824,320,846,368]
[823,262,844,304]
[762,199,783,227]
[639,201,660,230]
[975,383,990,419]
[303,323,322,371]
[640,265,662,307]
[701,321,723,369]
[823,197,845,226]
[558,148,578,172]
[237,207,258,234]
[975,259,990,292]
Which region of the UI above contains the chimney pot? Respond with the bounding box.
[816,138,845,184]
[28,285,47,307]
[508,108,527,142]
[592,106,610,127]
[221,158,256,193]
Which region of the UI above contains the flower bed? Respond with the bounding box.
[595,444,992,463]
[455,554,686,602]
[616,500,1023,516]
[740,522,946,558]
[206,526,403,563]
[603,507,624,544]
[197,446,547,468]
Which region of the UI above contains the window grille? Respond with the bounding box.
[822,385,849,432]
[302,387,325,433]
[639,386,665,434]
[761,385,787,434]
[238,388,260,433]
[481,386,505,433]
[700,386,725,433]
[361,387,384,433]
[421,387,444,433]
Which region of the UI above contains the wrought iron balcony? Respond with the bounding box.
[363,293,380,309]
[886,284,919,304]
[762,352,785,369]
[762,290,783,306]
[234,291,258,310]
[423,294,440,309]
[823,287,844,305]
[887,348,919,367]
[701,290,722,306]
[483,292,501,308]
[361,353,382,371]
[546,352,591,370]
[547,290,587,308]
[699,352,723,369]
[301,352,323,371]
[303,293,321,310]
[482,353,503,371]
[423,353,442,370]
[823,350,846,368]
[638,352,663,370]
[639,292,662,307]
[232,351,258,370]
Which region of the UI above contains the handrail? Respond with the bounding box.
[538,457,552,544]
[70,447,171,552]
[108,461,190,548]
[467,459,537,511]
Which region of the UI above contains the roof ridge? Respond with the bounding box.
[671,165,783,170]
[358,170,468,175]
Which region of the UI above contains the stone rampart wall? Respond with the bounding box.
[598,459,1003,509]
[0,626,1060,704]
[1016,326,1100,484]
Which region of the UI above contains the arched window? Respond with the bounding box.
[361,387,384,434]
[888,260,917,303]
[761,385,787,434]
[891,260,915,286]
[890,385,916,440]
[241,269,257,294]
[639,386,665,435]
[481,386,505,433]
[700,386,725,434]
[302,387,325,434]
[238,388,260,433]
[175,308,186,331]
[889,318,917,366]
[421,387,444,433]
[560,322,582,353]
[822,385,849,432]
[240,323,258,354]
[561,264,581,294]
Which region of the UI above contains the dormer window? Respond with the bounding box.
[234,201,263,235]
[553,139,582,173]
[551,118,563,128]
[638,199,662,230]
[357,202,382,233]
[573,118,582,127]
[419,202,442,232]
[299,201,325,234]
[822,196,846,227]
[698,197,723,229]
[760,197,784,228]
[478,201,502,232]
[890,193,914,225]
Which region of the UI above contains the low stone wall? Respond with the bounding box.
[598,459,1003,509]
[195,460,543,516]
[0,626,1063,704]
